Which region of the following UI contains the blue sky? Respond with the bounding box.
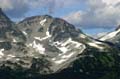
[0,0,120,35]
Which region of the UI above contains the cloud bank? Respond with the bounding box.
[0,0,29,18]
[0,0,83,18]
[0,0,120,29]
[64,0,120,28]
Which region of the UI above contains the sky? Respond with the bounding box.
[0,0,120,35]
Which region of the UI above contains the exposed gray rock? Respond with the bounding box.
[0,8,120,79]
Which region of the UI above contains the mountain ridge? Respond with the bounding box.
[0,8,120,79]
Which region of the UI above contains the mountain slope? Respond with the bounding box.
[17,15,87,73]
[0,8,26,43]
[0,8,11,26]
[17,15,119,75]
[99,25,120,47]
[0,9,120,79]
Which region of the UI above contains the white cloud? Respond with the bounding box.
[0,0,83,18]
[64,11,83,25]
[0,0,13,10]
[0,0,120,29]
[63,0,120,28]
[0,0,29,18]
[103,0,120,5]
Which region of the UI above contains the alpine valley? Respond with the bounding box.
[0,8,120,79]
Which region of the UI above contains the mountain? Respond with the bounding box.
[100,25,120,47]
[0,8,26,42]
[0,8,11,26]
[0,9,120,79]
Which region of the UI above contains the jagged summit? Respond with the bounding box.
[0,8,26,42]
[19,15,52,23]
[18,15,82,43]
[0,8,11,22]
[0,8,12,29]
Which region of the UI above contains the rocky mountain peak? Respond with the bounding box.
[0,8,12,28]
[0,8,11,22]
[0,8,26,42]
[18,15,82,43]
[115,24,120,31]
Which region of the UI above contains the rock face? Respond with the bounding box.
[0,8,26,43]
[0,8,11,28]
[0,9,120,79]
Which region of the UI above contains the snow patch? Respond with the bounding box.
[29,41,45,55]
[16,58,20,61]
[53,41,61,46]
[51,38,86,65]
[40,19,47,26]
[34,37,41,41]
[94,41,103,44]
[0,40,4,42]
[61,52,74,59]
[0,49,4,58]
[53,38,85,54]
[6,54,16,60]
[7,54,16,58]
[34,29,51,41]
[88,42,104,49]
[54,59,67,64]
[100,29,120,41]
[22,31,27,36]
[57,47,68,54]
[13,39,17,42]
[79,34,86,38]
